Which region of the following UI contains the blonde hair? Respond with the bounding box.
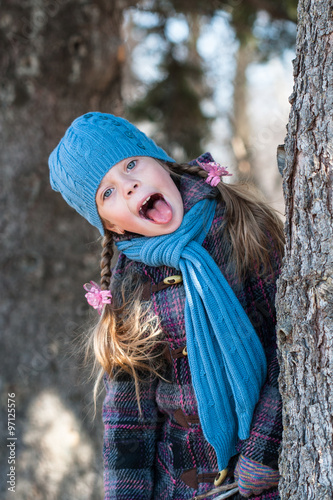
[87,161,284,412]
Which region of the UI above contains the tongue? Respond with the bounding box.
[146,198,172,224]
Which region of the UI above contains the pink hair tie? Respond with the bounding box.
[83,281,112,314]
[197,160,232,187]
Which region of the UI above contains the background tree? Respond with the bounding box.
[276,0,333,497]
[0,1,134,498]
[230,1,296,180]
[126,0,297,175]
[125,4,212,160]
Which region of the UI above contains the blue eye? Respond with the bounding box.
[103,188,113,200]
[127,160,136,170]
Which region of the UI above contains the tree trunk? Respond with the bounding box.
[276,1,333,498]
[1,1,133,498]
[231,39,256,181]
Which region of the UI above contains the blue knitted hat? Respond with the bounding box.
[48,112,175,234]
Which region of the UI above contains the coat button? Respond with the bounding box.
[182,345,187,356]
[163,275,182,285]
[214,468,228,486]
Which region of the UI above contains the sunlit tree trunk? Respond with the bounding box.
[276,0,333,498]
[231,40,255,181]
[1,1,133,498]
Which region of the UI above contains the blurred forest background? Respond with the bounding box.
[1,1,297,498]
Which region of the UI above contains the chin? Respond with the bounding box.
[159,218,183,235]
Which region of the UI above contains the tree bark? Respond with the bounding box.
[276,1,333,498]
[1,1,133,498]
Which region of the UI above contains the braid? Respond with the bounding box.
[172,162,208,180]
[100,230,114,291]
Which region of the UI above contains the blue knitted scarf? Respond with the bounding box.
[116,199,267,470]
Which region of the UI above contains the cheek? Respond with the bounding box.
[172,185,184,212]
[99,206,111,223]
[98,196,124,221]
[160,173,179,197]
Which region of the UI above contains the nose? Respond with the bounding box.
[123,179,139,198]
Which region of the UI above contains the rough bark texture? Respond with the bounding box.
[276,1,333,498]
[0,1,134,498]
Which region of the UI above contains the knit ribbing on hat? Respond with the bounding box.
[116,198,267,471]
[48,112,175,234]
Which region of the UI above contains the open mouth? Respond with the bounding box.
[139,193,172,224]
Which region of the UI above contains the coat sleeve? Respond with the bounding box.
[236,345,282,470]
[236,266,283,471]
[103,372,161,500]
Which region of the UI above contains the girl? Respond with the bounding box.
[49,112,284,500]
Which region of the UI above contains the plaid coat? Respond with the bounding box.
[103,168,282,500]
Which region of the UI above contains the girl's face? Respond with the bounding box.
[96,157,184,236]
